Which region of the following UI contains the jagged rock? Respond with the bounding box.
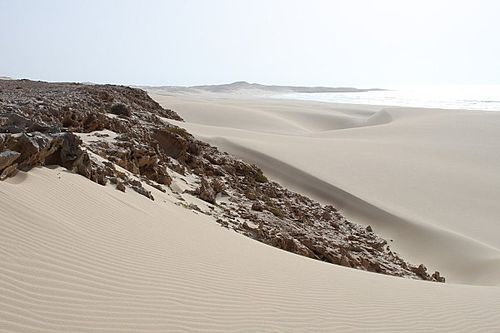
[366,225,373,233]
[0,132,78,173]
[266,205,284,218]
[211,179,224,194]
[0,163,18,180]
[144,178,166,192]
[0,150,20,171]
[280,237,297,252]
[8,132,53,170]
[339,255,350,267]
[244,190,257,200]
[251,202,264,211]
[116,181,126,192]
[155,129,190,159]
[132,184,154,200]
[198,178,216,204]
[109,103,131,117]
[412,264,428,279]
[0,113,35,133]
[432,271,445,283]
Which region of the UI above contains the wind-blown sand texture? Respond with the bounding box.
[1,167,500,332]
[149,90,500,286]
[2,82,500,332]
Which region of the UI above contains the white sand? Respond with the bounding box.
[2,89,500,331]
[150,91,500,286]
[1,167,500,332]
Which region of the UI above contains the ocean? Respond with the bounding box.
[276,85,500,111]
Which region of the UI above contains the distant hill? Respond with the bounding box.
[0,76,13,80]
[147,81,385,94]
[190,81,384,93]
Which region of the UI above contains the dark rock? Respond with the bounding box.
[432,271,445,283]
[412,264,428,279]
[109,103,131,117]
[340,255,351,267]
[0,150,20,172]
[198,178,216,204]
[132,184,154,200]
[0,163,18,180]
[116,181,126,192]
[251,202,264,212]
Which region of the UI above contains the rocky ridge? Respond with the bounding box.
[0,79,444,282]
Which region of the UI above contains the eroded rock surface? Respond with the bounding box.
[0,79,444,282]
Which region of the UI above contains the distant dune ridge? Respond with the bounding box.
[146,80,385,94]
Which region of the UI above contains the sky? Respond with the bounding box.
[1,0,499,88]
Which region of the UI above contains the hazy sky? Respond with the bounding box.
[1,0,499,87]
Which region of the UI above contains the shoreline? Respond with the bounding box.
[147,86,500,113]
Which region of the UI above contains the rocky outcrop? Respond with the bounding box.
[0,79,445,282]
[0,131,108,185]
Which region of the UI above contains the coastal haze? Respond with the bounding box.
[149,81,500,111]
[1,1,500,332]
[1,0,500,87]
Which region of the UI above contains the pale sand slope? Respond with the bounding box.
[1,167,500,332]
[149,91,500,286]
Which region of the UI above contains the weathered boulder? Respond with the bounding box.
[251,202,264,211]
[198,178,216,204]
[412,264,429,279]
[0,150,20,172]
[0,113,36,134]
[44,132,85,168]
[0,163,18,180]
[432,271,445,283]
[109,103,131,117]
[116,181,126,192]
[155,129,189,159]
[7,132,54,170]
[131,183,154,200]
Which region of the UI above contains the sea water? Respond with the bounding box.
[275,85,500,111]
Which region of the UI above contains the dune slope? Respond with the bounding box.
[149,91,500,285]
[1,167,500,332]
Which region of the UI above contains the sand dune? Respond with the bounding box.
[1,167,500,332]
[2,86,500,331]
[150,91,500,286]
